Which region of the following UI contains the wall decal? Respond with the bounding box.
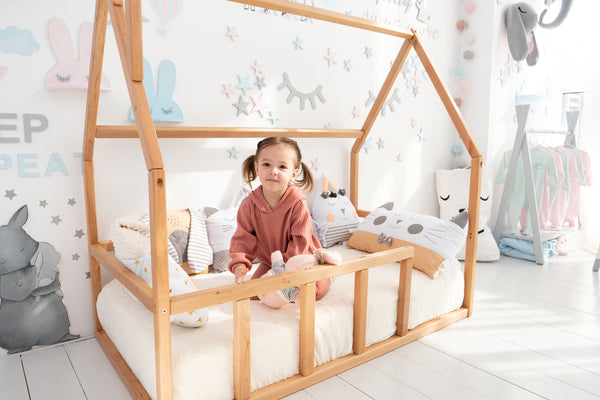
[250,60,263,75]
[293,36,304,50]
[45,19,111,91]
[228,146,239,159]
[232,95,250,116]
[149,0,183,36]
[277,72,325,110]
[222,83,235,98]
[39,199,48,208]
[377,137,385,149]
[4,189,17,200]
[311,158,320,172]
[0,205,79,354]
[0,26,40,56]
[225,26,239,41]
[351,106,360,119]
[235,75,253,96]
[362,137,373,154]
[415,0,431,22]
[250,93,268,118]
[267,110,279,125]
[364,46,372,58]
[343,59,352,72]
[129,58,183,122]
[255,75,266,90]
[365,88,401,116]
[323,48,338,67]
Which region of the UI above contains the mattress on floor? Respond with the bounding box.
[96,245,464,400]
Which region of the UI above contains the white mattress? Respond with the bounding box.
[97,245,464,400]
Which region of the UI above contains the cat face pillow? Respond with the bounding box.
[435,169,499,261]
[347,202,468,278]
[309,175,359,247]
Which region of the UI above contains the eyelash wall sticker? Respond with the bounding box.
[277,72,325,110]
[45,18,111,91]
[365,88,401,116]
[129,58,183,122]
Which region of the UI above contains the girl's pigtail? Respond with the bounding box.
[242,155,257,185]
[296,161,314,194]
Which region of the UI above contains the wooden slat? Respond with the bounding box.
[125,0,143,81]
[83,160,102,332]
[396,258,413,336]
[250,308,469,400]
[234,299,251,400]
[228,0,412,39]
[299,282,316,376]
[171,247,413,314]
[352,269,368,355]
[106,0,164,171]
[95,125,363,139]
[96,330,152,400]
[83,0,109,161]
[463,156,482,315]
[411,32,481,159]
[148,169,172,400]
[89,244,153,311]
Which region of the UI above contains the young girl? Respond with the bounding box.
[228,137,330,303]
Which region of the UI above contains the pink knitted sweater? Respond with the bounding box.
[228,185,321,274]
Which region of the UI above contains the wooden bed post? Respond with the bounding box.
[83,0,109,334]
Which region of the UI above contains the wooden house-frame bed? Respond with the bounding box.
[83,0,483,399]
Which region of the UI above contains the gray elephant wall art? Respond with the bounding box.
[0,205,78,354]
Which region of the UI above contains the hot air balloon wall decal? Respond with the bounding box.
[148,0,183,37]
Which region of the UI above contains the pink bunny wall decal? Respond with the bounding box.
[45,18,111,91]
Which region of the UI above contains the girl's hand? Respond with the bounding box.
[233,264,247,283]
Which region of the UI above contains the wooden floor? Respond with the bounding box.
[1,251,599,400]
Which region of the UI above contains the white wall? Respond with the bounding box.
[0,0,462,349]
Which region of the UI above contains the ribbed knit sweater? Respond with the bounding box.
[228,185,321,275]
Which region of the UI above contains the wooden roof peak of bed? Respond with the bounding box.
[83,1,482,399]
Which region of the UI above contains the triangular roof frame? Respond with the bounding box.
[83,1,482,398]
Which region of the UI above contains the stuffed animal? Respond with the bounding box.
[259,248,342,309]
[0,205,79,354]
[111,219,208,327]
[505,3,539,66]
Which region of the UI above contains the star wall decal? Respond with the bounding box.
[351,106,360,119]
[267,110,279,125]
[235,75,253,96]
[343,59,352,72]
[396,153,403,162]
[85,271,91,279]
[74,229,85,239]
[417,128,427,143]
[323,122,334,129]
[233,95,250,116]
[311,158,320,171]
[4,189,16,200]
[255,75,266,90]
[323,48,338,67]
[364,46,372,59]
[225,26,239,41]
[228,146,239,159]
[67,198,76,206]
[222,83,236,98]
[376,137,384,149]
[51,215,62,225]
[250,92,268,118]
[293,36,303,50]
[39,199,48,208]
[250,60,263,75]
[72,253,80,261]
[362,137,373,154]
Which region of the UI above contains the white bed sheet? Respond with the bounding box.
[96,245,464,400]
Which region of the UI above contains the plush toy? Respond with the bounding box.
[111,219,208,327]
[506,3,539,66]
[258,248,342,309]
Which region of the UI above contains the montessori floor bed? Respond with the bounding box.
[83,1,483,399]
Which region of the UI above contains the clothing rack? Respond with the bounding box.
[493,104,580,265]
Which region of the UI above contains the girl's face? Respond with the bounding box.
[255,143,298,197]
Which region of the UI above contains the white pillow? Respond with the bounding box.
[435,168,499,261]
[203,207,237,272]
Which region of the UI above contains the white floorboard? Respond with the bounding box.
[0,251,599,399]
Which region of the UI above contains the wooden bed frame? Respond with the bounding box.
[83,1,483,399]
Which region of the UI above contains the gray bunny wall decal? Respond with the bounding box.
[0,205,78,354]
[506,2,539,66]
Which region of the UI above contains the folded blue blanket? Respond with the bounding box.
[499,237,557,262]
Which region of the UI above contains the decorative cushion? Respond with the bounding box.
[139,209,212,273]
[308,175,360,247]
[203,206,237,273]
[111,219,208,327]
[347,202,468,279]
[435,169,499,261]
